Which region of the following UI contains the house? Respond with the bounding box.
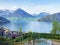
[5,31,23,39]
[0,28,23,39]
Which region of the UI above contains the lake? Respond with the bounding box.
[1,19,52,33]
[0,18,53,45]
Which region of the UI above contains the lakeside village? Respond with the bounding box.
[0,21,60,45]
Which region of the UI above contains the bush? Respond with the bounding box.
[0,36,13,45]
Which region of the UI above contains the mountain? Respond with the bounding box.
[0,10,12,17]
[0,16,10,24]
[0,9,34,18]
[36,12,49,18]
[38,13,60,22]
[12,8,34,17]
[0,9,51,18]
[0,9,49,18]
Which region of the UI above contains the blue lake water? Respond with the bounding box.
[2,20,52,33]
[0,19,53,45]
[36,40,52,45]
[36,41,47,45]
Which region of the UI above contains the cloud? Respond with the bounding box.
[0,5,60,14]
[21,5,60,14]
[11,6,17,10]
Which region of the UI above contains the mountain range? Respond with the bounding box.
[0,10,12,17]
[0,8,60,22]
[0,8,50,18]
[36,12,49,18]
[12,9,34,17]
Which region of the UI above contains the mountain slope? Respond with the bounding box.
[0,10,12,17]
[38,13,60,22]
[12,8,34,17]
[0,16,10,23]
[36,12,49,18]
[0,9,49,18]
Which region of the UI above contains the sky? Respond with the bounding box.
[0,0,60,14]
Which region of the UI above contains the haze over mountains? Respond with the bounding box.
[0,8,60,22]
[0,10,12,17]
[0,8,49,18]
[36,12,49,18]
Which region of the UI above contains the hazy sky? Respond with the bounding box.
[0,0,60,14]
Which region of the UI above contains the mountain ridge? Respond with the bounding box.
[38,12,60,22]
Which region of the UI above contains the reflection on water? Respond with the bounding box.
[0,20,52,33]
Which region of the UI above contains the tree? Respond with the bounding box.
[19,26,22,33]
[51,20,60,34]
[29,32,40,45]
[0,36,13,45]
